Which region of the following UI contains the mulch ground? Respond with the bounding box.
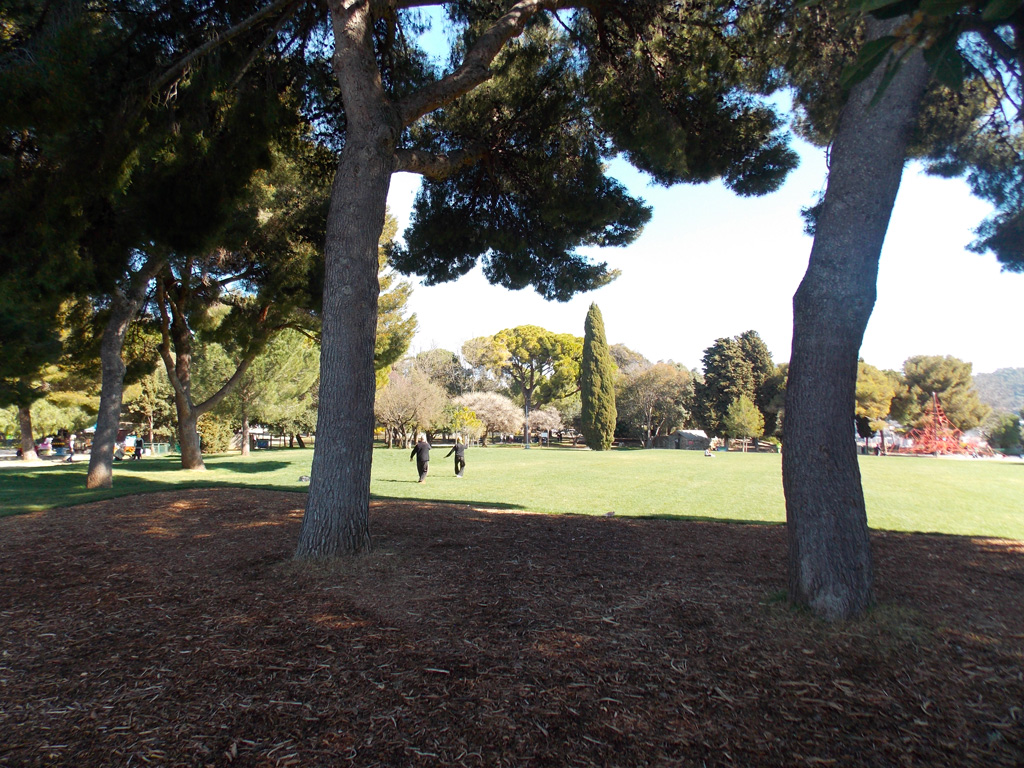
[1,489,1022,767]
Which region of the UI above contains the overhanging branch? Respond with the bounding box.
[392,147,485,178]
[150,0,298,98]
[395,0,571,127]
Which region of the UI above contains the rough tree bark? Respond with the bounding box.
[157,271,205,470]
[783,22,931,621]
[156,270,262,471]
[17,404,37,461]
[296,0,556,557]
[294,0,397,557]
[86,255,165,489]
[240,411,251,457]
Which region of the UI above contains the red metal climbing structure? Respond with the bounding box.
[898,392,972,455]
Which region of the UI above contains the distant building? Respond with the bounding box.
[654,429,711,450]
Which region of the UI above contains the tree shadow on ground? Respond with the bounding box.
[370,491,523,511]
[1,489,1021,766]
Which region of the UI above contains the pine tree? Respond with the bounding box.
[580,304,617,451]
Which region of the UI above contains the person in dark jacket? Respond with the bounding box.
[445,436,466,477]
[410,434,430,482]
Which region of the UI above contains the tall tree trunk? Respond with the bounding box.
[174,392,205,469]
[296,0,398,558]
[160,291,206,471]
[17,405,37,461]
[87,255,164,489]
[783,22,930,621]
[241,411,251,457]
[157,270,260,471]
[523,397,531,450]
[88,319,129,485]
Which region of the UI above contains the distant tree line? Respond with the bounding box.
[7,304,1011,458]
[364,323,1015,456]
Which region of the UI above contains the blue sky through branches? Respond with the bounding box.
[385,9,1020,375]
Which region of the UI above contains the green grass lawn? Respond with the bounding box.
[2,445,1022,539]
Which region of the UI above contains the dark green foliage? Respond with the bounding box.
[154,140,330,379]
[580,304,616,451]
[1,0,314,315]
[393,4,806,301]
[695,337,752,437]
[0,274,62,409]
[129,89,296,256]
[695,331,777,437]
[891,354,991,431]
[580,0,798,195]
[985,411,1023,454]
[392,29,650,301]
[840,0,1021,93]
[738,331,777,416]
[0,4,129,294]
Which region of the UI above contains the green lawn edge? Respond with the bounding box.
[1,445,1021,540]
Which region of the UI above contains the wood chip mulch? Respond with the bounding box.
[1,489,1022,767]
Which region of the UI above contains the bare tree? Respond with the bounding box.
[375,368,447,448]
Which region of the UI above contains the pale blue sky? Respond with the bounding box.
[387,137,1020,375]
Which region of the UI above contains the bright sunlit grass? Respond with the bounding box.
[1,445,1021,540]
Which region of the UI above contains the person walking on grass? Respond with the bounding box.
[410,434,431,483]
[445,436,467,478]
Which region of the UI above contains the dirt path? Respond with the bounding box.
[1,489,1022,766]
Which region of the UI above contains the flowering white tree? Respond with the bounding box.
[529,406,564,445]
[455,392,521,446]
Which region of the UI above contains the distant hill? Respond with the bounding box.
[974,368,1024,414]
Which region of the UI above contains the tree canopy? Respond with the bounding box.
[617,362,694,447]
[465,325,582,443]
[724,394,765,448]
[694,330,776,437]
[833,0,1024,271]
[454,391,522,445]
[985,411,1023,454]
[855,361,898,436]
[891,354,991,431]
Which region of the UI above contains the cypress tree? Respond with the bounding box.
[580,304,617,451]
